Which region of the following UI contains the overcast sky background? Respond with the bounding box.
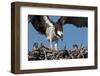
[28,16,88,51]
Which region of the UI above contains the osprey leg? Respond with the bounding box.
[50,39,52,49]
[54,43,58,51]
[54,40,58,51]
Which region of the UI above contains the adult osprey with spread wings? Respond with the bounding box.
[28,15,88,50]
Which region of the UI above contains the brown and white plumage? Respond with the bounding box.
[28,15,88,50]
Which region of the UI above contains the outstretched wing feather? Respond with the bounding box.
[57,16,88,27]
[28,15,50,34]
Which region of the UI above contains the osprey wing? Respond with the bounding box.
[57,16,88,27]
[29,15,54,34]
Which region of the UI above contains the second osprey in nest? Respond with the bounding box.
[29,15,88,50]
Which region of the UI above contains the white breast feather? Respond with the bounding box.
[46,26,55,40]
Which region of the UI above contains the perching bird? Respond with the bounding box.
[28,15,88,50]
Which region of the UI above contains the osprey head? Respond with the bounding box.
[55,23,63,40]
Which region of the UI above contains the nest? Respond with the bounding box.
[28,43,88,60]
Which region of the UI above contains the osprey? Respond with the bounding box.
[28,15,88,50]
